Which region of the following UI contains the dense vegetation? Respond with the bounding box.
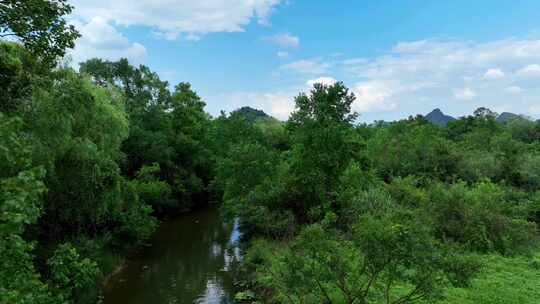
[216,91,540,304]
[1,2,215,303]
[1,1,539,304]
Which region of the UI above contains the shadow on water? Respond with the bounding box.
[103,206,241,304]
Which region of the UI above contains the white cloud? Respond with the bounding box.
[454,87,476,100]
[483,68,505,79]
[340,38,540,118]
[69,0,282,40]
[207,38,540,122]
[353,81,396,112]
[262,93,296,119]
[265,33,299,48]
[277,51,289,58]
[516,64,540,77]
[530,104,540,116]
[506,86,523,94]
[208,76,340,120]
[68,17,147,66]
[280,58,331,74]
[209,91,295,120]
[152,30,180,41]
[306,76,337,87]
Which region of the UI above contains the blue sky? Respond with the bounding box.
[68,1,540,121]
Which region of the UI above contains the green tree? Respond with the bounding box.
[80,58,214,211]
[261,213,477,304]
[286,82,361,222]
[0,41,42,113]
[25,69,130,236]
[46,243,100,303]
[427,181,537,254]
[367,118,458,182]
[0,0,80,64]
[0,114,51,304]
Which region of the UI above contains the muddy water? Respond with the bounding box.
[103,206,241,304]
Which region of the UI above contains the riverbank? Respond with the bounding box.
[232,240,540,304]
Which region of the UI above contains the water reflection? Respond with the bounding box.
[103,207,241,304]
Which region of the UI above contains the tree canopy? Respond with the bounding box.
[0,0,79,64]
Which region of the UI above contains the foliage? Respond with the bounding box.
[0,0,80,64]
[0,41,42,113]
[366,118,458,182]
[25,68,130,237]
[232,106,272,123]
[2,3,540,302]
[80,59,213,211]
[1,36,158,303]
[47,243,100,303]
[427,181,537,254]
[258,215,478,304]
[219,90,540,303]
[439,252,540,304]
[129,163,173,212]
[286,83,360,222]
[0,114,51,304]
[113,179,159,246]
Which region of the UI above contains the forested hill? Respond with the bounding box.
[425,108,456,126]
[231,106,273,123]
[496,112,529,123]
[424,108,531,126]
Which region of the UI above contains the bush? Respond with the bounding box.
[386,176,429,208]
[258,211,479,304]
[428,181,538,254]
[47,243,100,303]
[112,181,158,246]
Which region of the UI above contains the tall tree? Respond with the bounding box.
[0,0,80,64]
[287,82,360,222]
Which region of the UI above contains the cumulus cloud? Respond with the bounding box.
[531,104,540,116]
[265,33,300,48]
[68,17,147,66]
[208,38,540,122]
[152,31,180,41]
[506,86,523,94]
[516,64,540,77]
[69,0,282,39]
[277,51,289,58]
[208,91,295,120]
[208,77,341,121]
[454,87,476,100]
[340,38,540,117]
[66,1,284,65]
[306,76,337,87]
[483,68,505,79]
[280,58,332,74]
[353,81,396,112]
[262,93,297,119]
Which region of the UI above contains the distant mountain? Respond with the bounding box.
[232,106,272,123]
[496,112,528,123]
[425,108,456,126]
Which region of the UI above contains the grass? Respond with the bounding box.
[439,252,540,304]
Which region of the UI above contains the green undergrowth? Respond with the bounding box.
[437,251,540,304]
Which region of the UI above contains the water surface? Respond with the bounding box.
[103,206,241,304]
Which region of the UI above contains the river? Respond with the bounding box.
[103,206,241,304]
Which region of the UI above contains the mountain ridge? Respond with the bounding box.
[425,108,456,126]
